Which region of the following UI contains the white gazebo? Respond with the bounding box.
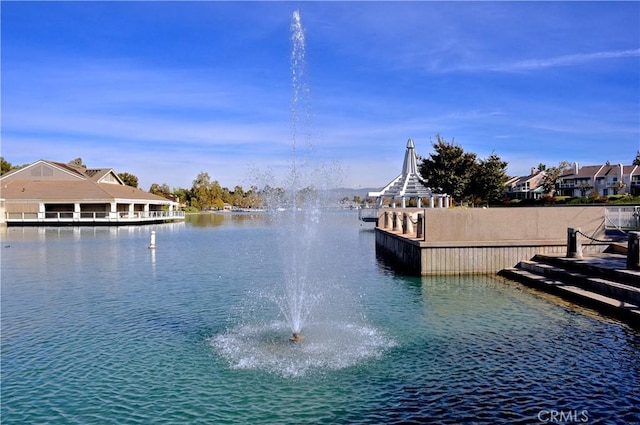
[368,139,450,208]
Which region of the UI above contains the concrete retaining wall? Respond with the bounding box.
[375,206,609,275]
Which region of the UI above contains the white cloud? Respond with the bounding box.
[490,49,640,72]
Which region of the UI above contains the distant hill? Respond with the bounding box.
[328,187,378,201]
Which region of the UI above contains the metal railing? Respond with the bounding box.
[358,207,379,222]
[6,210,185,223]
[605,206,640,230]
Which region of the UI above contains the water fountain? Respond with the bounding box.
[211,10,394,377]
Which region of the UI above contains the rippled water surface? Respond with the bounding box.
[2,212,639,424]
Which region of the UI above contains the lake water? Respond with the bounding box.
[2,211,639,424]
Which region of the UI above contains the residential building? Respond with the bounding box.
[504,168,546,199]
[558,163,638,197]
[1,160,183,226]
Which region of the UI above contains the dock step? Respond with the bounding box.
[519,260,640,304]
[499,267,640,325]
[532,254,640,288]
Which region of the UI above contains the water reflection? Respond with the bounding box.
[2,213,639,424]
[186,212,268,228]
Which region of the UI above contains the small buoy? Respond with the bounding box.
[149,231,156,249]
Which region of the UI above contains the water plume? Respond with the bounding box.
[211,10,394,376]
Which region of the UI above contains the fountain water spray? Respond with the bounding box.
[245,9,329,342]
[280,9,315,342]
[290,9,310,180]
[211,10,394,375]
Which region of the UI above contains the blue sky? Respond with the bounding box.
[2,1,639,190]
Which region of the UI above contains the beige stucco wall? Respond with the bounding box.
[379,206,605,246]
[375,206,609,275]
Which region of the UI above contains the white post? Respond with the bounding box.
[149,231,156,249]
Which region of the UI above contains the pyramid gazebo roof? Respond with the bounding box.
[369,139,436,199]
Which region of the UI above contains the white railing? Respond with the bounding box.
[358,207,379,222]
[5,210,185,224]
[605,206,640,230]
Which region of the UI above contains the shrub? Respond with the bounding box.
[567,197,587,204]
[608,194,639,205]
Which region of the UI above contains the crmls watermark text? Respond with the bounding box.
[538,409,589,423]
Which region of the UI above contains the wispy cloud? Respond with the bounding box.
[491,49,640,72]
[2,2,638,189]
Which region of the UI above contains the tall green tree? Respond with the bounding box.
[633,151,640,166]
[149,183,172,198]
[418,134,477,202]
[68,158,86,168]
[242,186,262,208]
[210,180,223,206]
[470,153,509,203]
[191,171,214,210]
[172,187,191,206]
[118,172,139,188]
[1,157,12,175]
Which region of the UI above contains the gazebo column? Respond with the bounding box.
[401,197,406,208]
[438,197,444,208]
[417,198,422,208]
[110,202,117,219]
[429,197,434,208]
[128,203,135,218]
[444,196,450,208]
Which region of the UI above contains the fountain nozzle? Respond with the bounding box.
[289,332,305,343]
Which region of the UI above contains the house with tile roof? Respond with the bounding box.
[0,160,183,226]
